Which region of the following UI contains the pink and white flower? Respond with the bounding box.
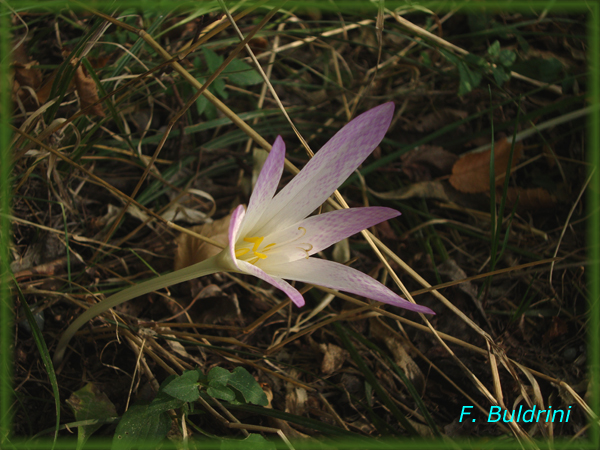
[54,102,433,365]
[215,102,434,314]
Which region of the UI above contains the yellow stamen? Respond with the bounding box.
[235,248,250,258]
[243,236,264,251]
[238,236,269,261]
[236,229,310,264]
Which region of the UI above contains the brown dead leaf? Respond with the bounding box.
[374,220,397,240]
[285,369,308,416]
[249,37,269,55]
[174,214,231,271]
[449,138,522,194]
[73,64,105,117]
[12,43,43,105]
[13,43,43,91]
[411,108,468,133]
[401,145,458,182]
[542,317,568,345]
[500,187,557,212]
[164,336,204,365]
[265,379,312,440]
[318,343,348,375]
[162,18,198,41]
[35,72,58,105]
[88,55,111,69]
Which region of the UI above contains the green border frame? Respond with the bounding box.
[0,1,598,449]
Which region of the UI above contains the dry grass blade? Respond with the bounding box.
[410,258,562,296]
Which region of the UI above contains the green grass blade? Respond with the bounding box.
[344,327,442,438]
[334,322,418,436]
[13,279,60,449]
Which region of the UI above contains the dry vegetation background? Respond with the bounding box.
[6,1,596,448]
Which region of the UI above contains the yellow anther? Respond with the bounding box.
[253,251,268,259]
[236,232,311,265]
[243,236,264,252]
[238,236,270,261]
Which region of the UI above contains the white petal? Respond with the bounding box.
[260,207,400,265]
[239,136,286,239]
[266,257,435,314]
[236,260,305,307]
[249,103,395,236]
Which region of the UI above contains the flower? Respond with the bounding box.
[214,102,434,315]
[53,102,433,366]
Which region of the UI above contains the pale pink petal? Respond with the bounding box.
[266,257,435,314]
[227,205,246,271]
[260,207,400,265]
[248,103,395,236]
[236,260,305,307]
[239,136,286,239]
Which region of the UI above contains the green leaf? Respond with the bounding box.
[516,35,530,53]
[498,49,516,67]
[161,369,202,402]
[112,403,171,449]
[492,66,511,85]
[147,389,185,416]
[440,49,482,96]
[464,53,486,67]
[196,96,207,115]
[456,60,482,96]
[196,80,209,115]
[512,57,563,83]
[224,59,263,86]
[213,77,228,99]
[208,366,232,385]
[207,383,236,402]
[203,47,223,73]
[207,366,236,401]
[227,367,268,406]
[487,40,500,57]
[204,100,217,120]
[67,383,117,449]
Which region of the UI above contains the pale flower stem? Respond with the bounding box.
[53,255,222,366]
